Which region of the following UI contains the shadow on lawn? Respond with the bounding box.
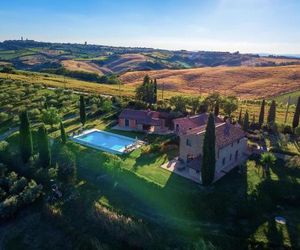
[243,157,300,249]
[64,139,300,249]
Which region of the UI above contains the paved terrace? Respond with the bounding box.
[161,152,250,184]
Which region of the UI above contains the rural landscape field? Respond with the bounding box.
[1,1,300,250]
[120,65,300,99]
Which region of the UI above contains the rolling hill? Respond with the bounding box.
[120,65,300,99]
[1,40,300,75]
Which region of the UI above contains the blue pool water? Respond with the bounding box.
[73,130,136,154]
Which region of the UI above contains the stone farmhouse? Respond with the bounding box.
[174,114,248,182]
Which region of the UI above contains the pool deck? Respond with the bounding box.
[71,129,144,154]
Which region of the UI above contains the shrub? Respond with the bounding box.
[29,108,41,119]
[9,177,28,195]
[0,112,9,122]
[41,107,61,129]
[101,99,113,113]
[19,180,43,204]
[149,143,161,153]
[0,195,19,219]
[57,147,77,184]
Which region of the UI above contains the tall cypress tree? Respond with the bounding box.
[252,114,256,124]
[258,99,265,128]
[60,121,67,144]
[284,96,291,124]
[19,111,33,163]
[201,113,216,186]
[238,108,242,125]
[37,124,51,167]
[79,95,86,126]
[214,100,219,117]
[148,79,154,104]
[153,79,157,104]
[143,75,150,85]
[267,100,276,126]
[243,110,249,131]
[292,96,300,130]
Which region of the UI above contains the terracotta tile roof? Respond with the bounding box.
[185,122,246,149]
[119,109,164,126]
[215,123,246,149]
[174,113,223,134]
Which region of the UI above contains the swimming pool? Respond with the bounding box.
[73,129,139,154]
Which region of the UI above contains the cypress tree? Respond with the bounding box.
[267,100,276,125]
[143,75,150,85]
[37,124,51,167]
[19,111,33,163]
[148,79,153,104]
[60,121,67,144]
[238,108,242,125]
[153,79,157,104]
[252,114,256,124]
[201,113,216,186]
[284,96,291,124]
[258,99,265,128]
[214,100,219,117]
[292,97,300,130]
[243,110,249,131]
[79,95,86,126]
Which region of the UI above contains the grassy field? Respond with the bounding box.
[0,71,190,99]
[0,49,37,60]
[62,60,110,75]
[0,71,136,97]
[120,65,300,99]
[275,90,300,105]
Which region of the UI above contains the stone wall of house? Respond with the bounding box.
[180,133,248,170]
[179,133,205,162]
[119,118,125,127]
[216,137,247,172]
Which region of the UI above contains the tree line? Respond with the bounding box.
[135,75,158,104]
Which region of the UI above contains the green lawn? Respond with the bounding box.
[62,137,299,249]
[275,89,300,105]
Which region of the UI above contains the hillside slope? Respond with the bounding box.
[120,65,300,99]
[1,40,300,74]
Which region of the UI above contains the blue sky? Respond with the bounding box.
[0,0,299,54]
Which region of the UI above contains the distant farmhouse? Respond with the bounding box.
[117,109,171,133]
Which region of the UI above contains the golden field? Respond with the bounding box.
[62,60,110,75]
[120,65,300,99]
